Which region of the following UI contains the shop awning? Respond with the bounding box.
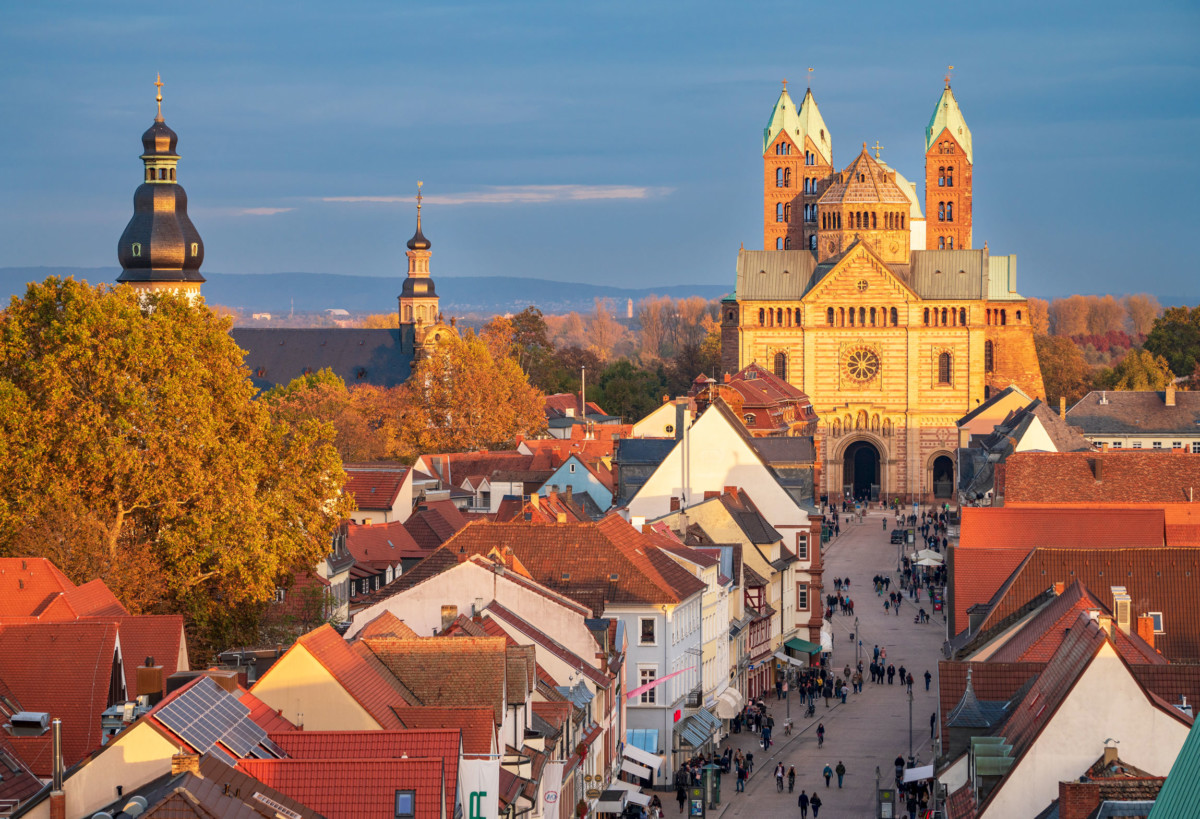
[673,709,721,748]
[784,637,822,654]
[773,650,809,667]
[713,687,745,719]
[820,622,834,653]
[595,790,626,813]
[620,759,652,778]
[609,781,652,805]
[625,729,660,761]
[903,765,935,783]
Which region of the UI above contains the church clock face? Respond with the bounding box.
[844,346,881,384]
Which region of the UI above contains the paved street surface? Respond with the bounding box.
[713,507,947,818]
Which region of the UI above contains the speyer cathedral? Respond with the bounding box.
[720,78,1045,504]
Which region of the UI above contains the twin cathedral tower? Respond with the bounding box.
[110,74,1043,502]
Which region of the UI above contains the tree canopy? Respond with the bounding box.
[1143,305,1200,380]
[1034,334,1094,408]
[1095,349,1174,391]
[0,278,351,648]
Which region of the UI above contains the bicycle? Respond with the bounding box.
[776,775,784,793]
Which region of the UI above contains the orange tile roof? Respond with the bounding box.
[543,393,609,419]
[237,758,445,819]
[238,688,298,734]
[958,507,1165,550]
[256,624,407,729]
[269,730,459,818]
[345,519,422,567]
[483,602,610,688]
[393,707,496,756]
[61,579,127,617]
[106,615,187,696]
[1003,450,1200,505]
[342,463,410,511]
[0,558,88,618]
[948,547,1039,637]
[358,610,419,640]
[0,732,42,809]
[405,501,469,551]
[0,621,119,774]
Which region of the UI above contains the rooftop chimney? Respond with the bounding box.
[49,718,64,819]
[1166,383,1176,407]
[530,493,540,509]
[1137,615,1156,649]
[1090,457,1103,482]
[1053,581,1065,596]
[556,512,567,524]
[171,749,201,777]
[1095,612,1114,638]
[1111,587,1132,634]
[137,661,165,706]
[1059,396,1066,417]
[1102,745,1119,767]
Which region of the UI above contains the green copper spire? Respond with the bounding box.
[796,88,832,165]
[763,81,832,165]
[926,82,973,164]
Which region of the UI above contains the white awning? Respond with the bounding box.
[714,687,744,719]
[626,791,652,806]
[595,790,626,813]
[773,650,809,667]
[903,765,935,783]
[608,781,653,806]
[623,742,663,772]
[621,759,652,778]
[820,622,834,653]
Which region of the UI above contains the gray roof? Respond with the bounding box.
[233,328,414,391]
[750,436,816,463]
[614,438,678,465]
[734,250,819,300]
[907,249,988,299]
[1067,390,1200,436]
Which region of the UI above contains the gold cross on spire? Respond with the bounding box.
[781,78,787,91]
[872,141,884,159]
[154,73,164,122]
[416,180,423,212]
[945,65,954,88]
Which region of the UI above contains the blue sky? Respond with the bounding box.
[1,1,1197,300]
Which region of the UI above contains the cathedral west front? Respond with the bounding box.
[721,78,1045,504]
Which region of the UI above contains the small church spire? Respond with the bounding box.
[154,73,164,122]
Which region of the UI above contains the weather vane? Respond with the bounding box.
[945,65,954,87]
[416,180,423,214]
[154,73,164,122]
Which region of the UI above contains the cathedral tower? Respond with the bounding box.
[116,76,205,297]
[924,76,973,250]
[763,80,833,252]
[398,181,439,327]
[816,146,913,265]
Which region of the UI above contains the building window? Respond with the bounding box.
[639,618,656,645]
[938,237,946,249]
[776,168,784,188]
[743,413,756,425]
[1173,442,1183,450]
[796,532,808,560]
[795,308,801,324]
[191,242,199,257]
[1149,612,1164,633]
[640,667,657,704]
[275,588,286,603]
[784,236,791,249]
[948,237,954,250]
[1153,441,1162,449]
[938,167,945,186]
[810,234,817,250]
[796,583,809,611]
[776,237,784,250]
[1112,441,1122,449]
[784,204,791,221]
[1133,442,1143,449]
[395,790,415,817]
[784,168,792,187]
[938,352,951,385]
[947,168,954,187]
[938,202,945,222]
[774,351,787,380]
[960,307,967,325]
[776,203,784,223]
[947,202,954,222]
[131,243,142,257]
[891,307,898,326]
[1193,442,1200,454]
[984,340,994,373]
[923,308,930,326]
[569,463,576,473]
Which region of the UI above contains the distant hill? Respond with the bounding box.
[0,267,731,315]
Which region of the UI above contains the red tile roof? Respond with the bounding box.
[948,547,1034,635]
[108,615,187,696]
[0,733,42,810]
[1003,450,1200,505]
[483,601,610,688]
[543,393,609,419]
[393,707,496,756]
[972,548,1200,661]
[958,507,1165,550]
[255,624,407,729]
[345,519,422,568]
[61,579,128,617]
[238,688,298,734]
[269,729,459,818]
[405,501,470,552]
[358,610,419,640]
[342,463,410,512]
[237,758,445,819]
[0,558,92,618]
[0,621,119,774]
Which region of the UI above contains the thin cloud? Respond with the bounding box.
[238,207,295,216]
[323,185,672,206]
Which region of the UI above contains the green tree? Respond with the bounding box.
[1143,305,1200,378]
[1034,334,1094,408]
[0,278,351,649]
[1095,349,1174,391]
[593,358,670,423]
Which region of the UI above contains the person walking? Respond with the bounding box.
[810,793,822,817]
[930,711,937,739]
[924,670,932,691]
[735,761,746,793]
[676,784,686,814]
[788,766,796,793]
[816,722,825,747]
[822,763,833,787]
[899,665,907,685]
[835,761,846,788]
[797,790,809,818]
[887,664,896,684]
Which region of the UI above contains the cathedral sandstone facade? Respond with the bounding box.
[722,80,1044,504]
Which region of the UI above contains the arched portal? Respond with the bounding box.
[843,440,882,503]
[932,455,955,499]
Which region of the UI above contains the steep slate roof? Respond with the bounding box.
[958,507,1165,550]
[750,436,816,463]
[1003,450,1200,504]
[259,625,407,729]
[938,660,1044,747]
[233,328,414,391]
[1067,389,1200,436]
[342,463,410,512]
[237,758,444,819]
[974,549,1200,661]
[719,490,783,544]
[269,730,460,819]
[0,621,120,775]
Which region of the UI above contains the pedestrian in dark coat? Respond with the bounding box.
[676,784,686,813]
[924,670,932,691]
[822,763,832,787]
[887,664,896,684]
[797,790,809,818]
[835,761,846,787]
[810,793,822,817]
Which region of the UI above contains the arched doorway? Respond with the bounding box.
[932,455,954,499]
[843,440,881,502]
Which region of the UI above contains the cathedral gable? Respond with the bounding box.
[802,242,916,306]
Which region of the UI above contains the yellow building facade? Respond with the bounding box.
[721,82,1044,504]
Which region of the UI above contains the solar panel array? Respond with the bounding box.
[155,676,270,758]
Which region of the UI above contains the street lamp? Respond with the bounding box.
[854,617,860,666]
[907,687,914,766]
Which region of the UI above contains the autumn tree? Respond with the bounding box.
[1122,294,1162,336]
[637,295,674,359]
[1095,349,1174,391]
[264,368,392,462]
[1035,334,1094,408]
[1049,296,1091,337]
[1143,305,1200,378]
[358,313,400,328]
[1027,297,1051,336]
[588,298,627,361]
[0,278,352,648]
[1086,295,1126,336]
[390,330,547,457]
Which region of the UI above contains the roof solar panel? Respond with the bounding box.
[154,676,269,758]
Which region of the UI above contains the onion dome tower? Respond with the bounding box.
[398,181,439,327]
[116,75,205,297]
